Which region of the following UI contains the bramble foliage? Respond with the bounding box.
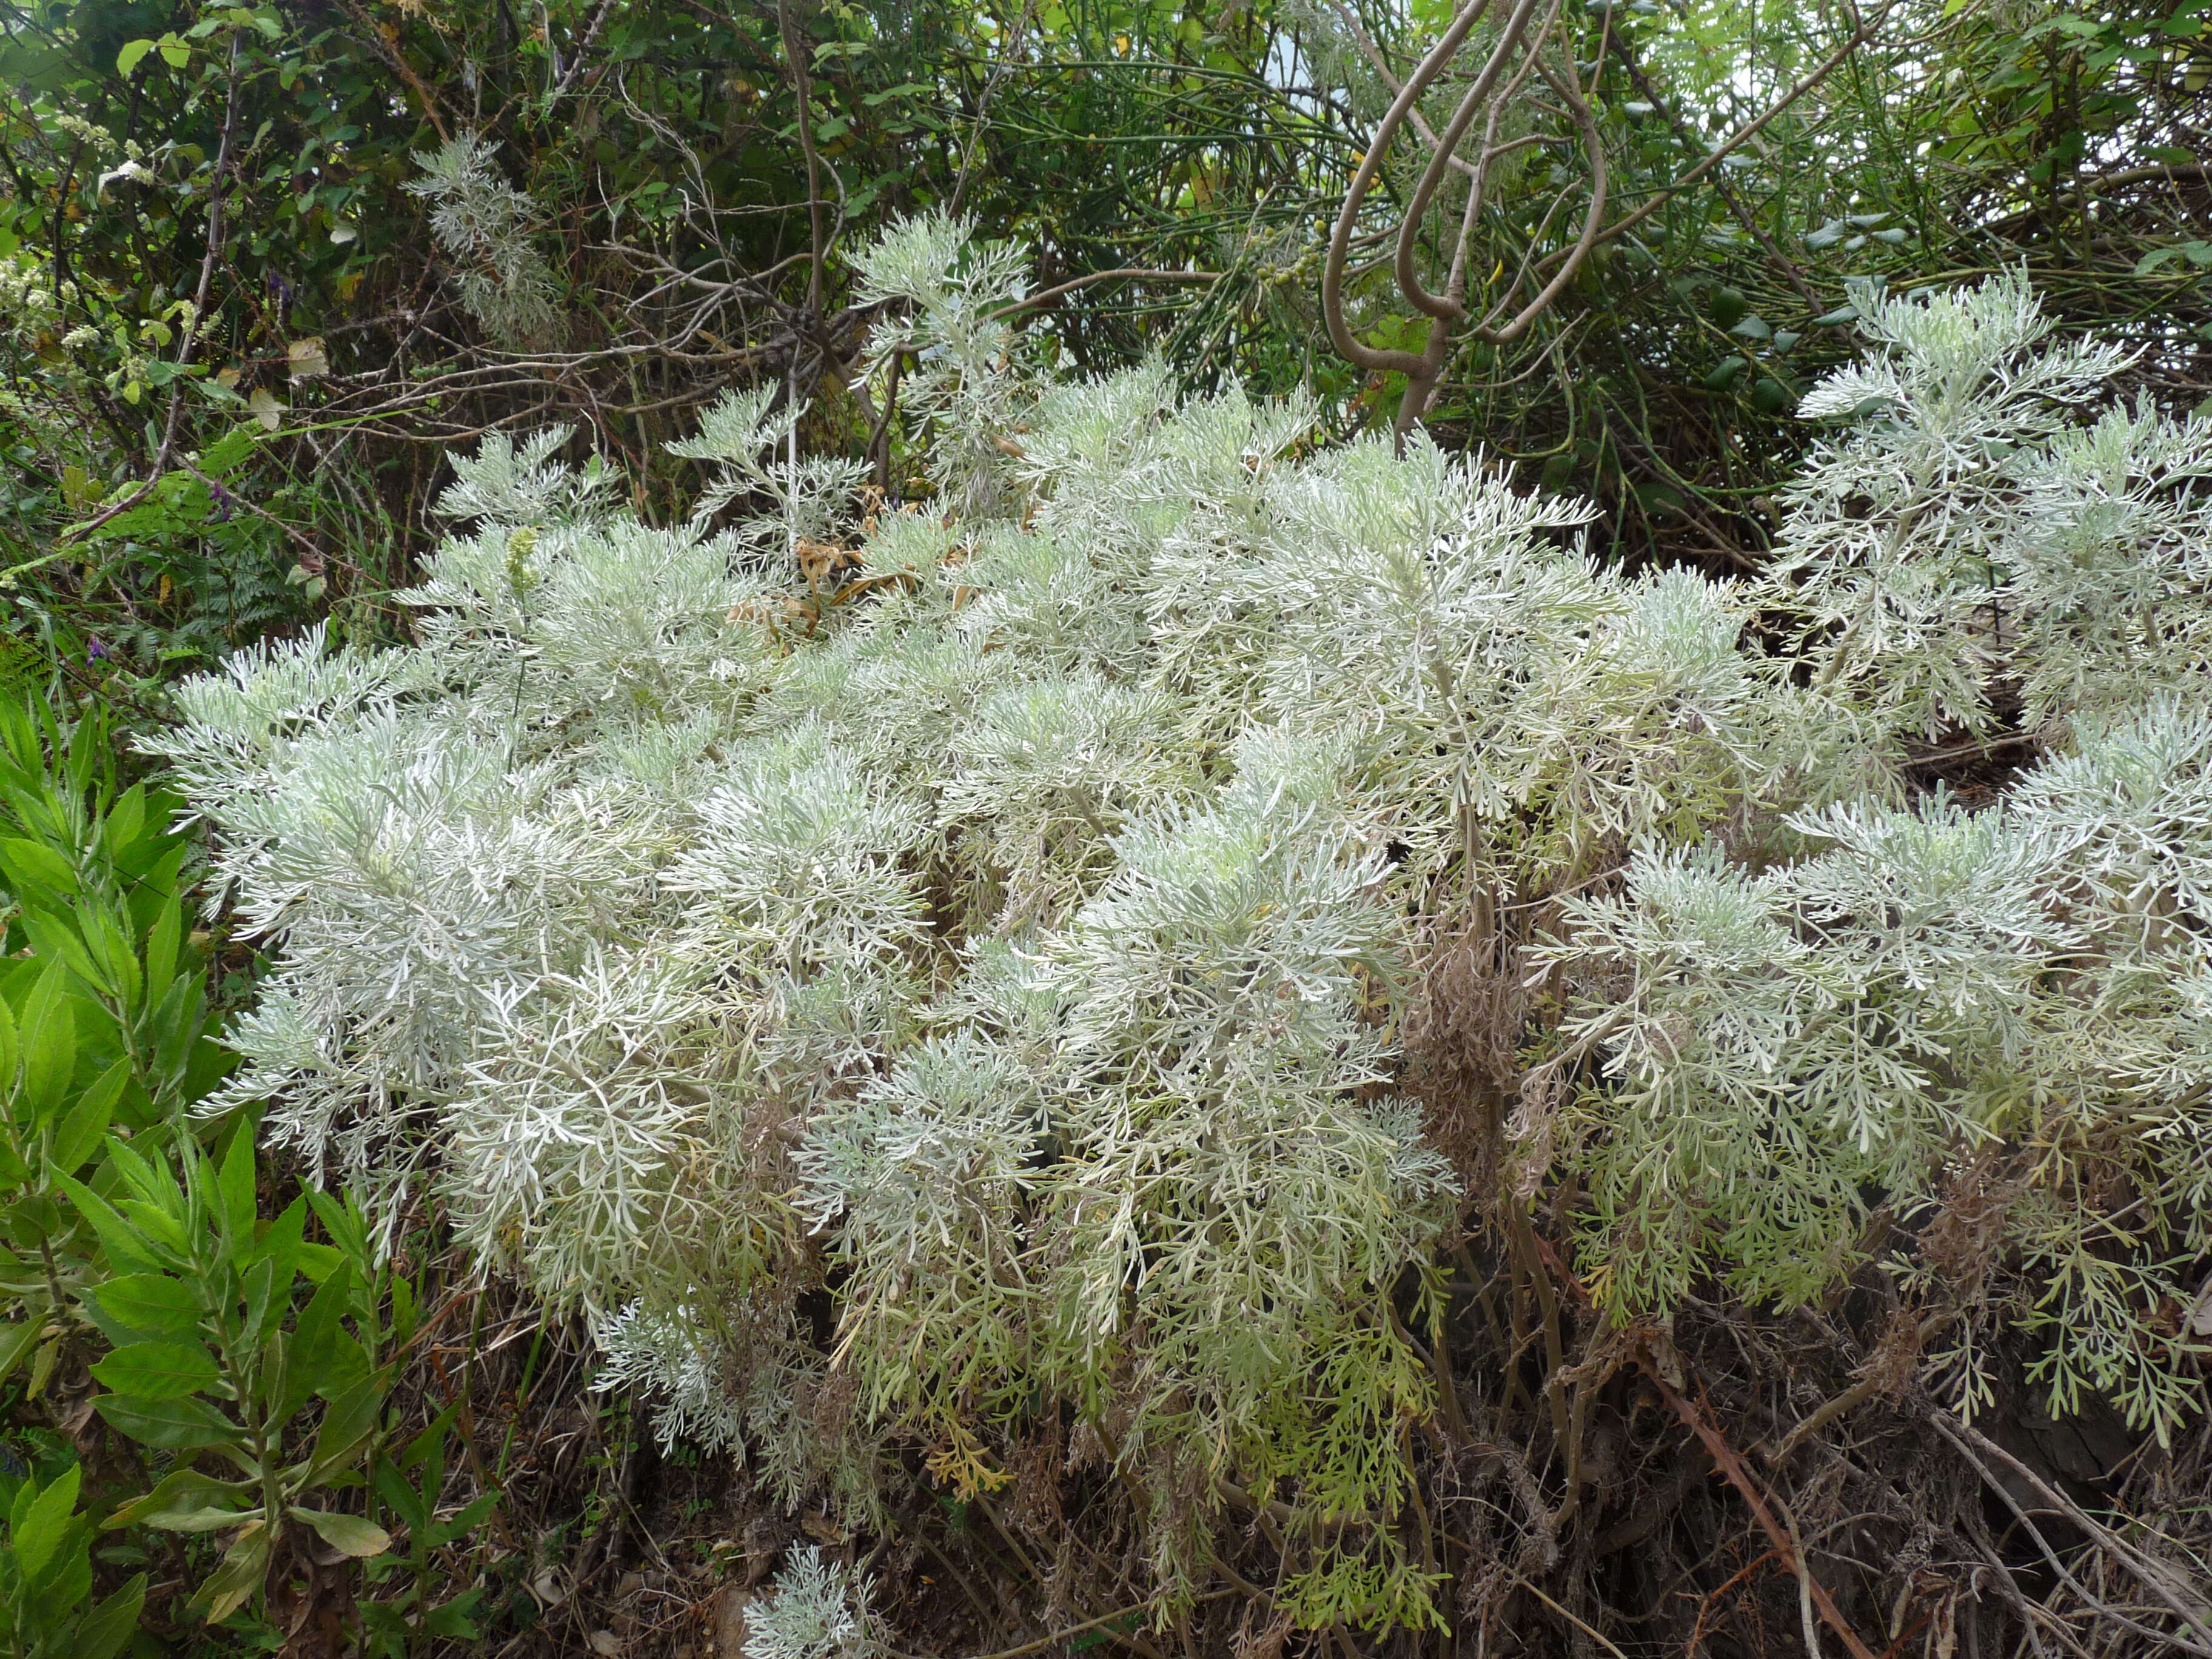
[153,226,2212,1632]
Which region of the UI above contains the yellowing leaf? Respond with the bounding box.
[290,1507,392,1558]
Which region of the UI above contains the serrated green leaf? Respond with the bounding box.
[116,37,156,75]
[17,908,107,1001]
[55,1175,167,1277]
[0,836,77,896]
[94,1273,203,1340]
[52,1057,130,1173]
[12,1463,81,1584]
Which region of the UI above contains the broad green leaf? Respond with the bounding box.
[216,1124,256,1258]
[372,1455,429,1533]
[138,1503,256,1533]
[423,1590,488,1639]
[290,1507,391,1558]
[17,974,76,1125]
[0,836,78,896]
[105,1466,253,1530]
[278,1262,356,1421]
[101,783,146,854]
[240,1257,279,1351]
[80,905,141,1013]
[91,1340,220,1400]
[116,38,155,75]
[75,1574,147,1659]
[51,1057,130,1172]
[193,1517,270,1626]
[55,1175,167,1277]
[12,1463,81,1584]
[94,1273,203,1341]
[426,1490,501,1551]
[95,1392,246,1453]
[17,906,104,993]
[307,1366,391,1481]
[247,1195,308,1282]
[0,1316,44,1382]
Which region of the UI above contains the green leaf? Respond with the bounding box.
[290,1507,391,1558]
[1703,356,1749,392]
[423,1590,487,1639]
[107,1467,252,1532]
[79,904,141,1012]
[240,1258,278,1352]
[18,973,76,1125]
[52,1057,130,1172]
[101,783,146,853]
[16,906,105,995]
[92,1340,219,1399]
[12,1463,81,1584]
[95,1392,245,1453]
[0,1316,44,1382]
[142,897,182,1008]
[94,1273,203,1341]
[425,1489,500,1551]
[193,1518,270,1626]
[157,36,190,70]
[247,1196,308,1282]
[56,1175,167,1277]
[216,1124,256,1259]
[0,837,76,896]
[307,1366,390,1481]
[372,1455,429,1533]
[278,1261,356,1420]
[75,1574,147,1659]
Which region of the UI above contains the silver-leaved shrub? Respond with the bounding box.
[148,221,2212,1632]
